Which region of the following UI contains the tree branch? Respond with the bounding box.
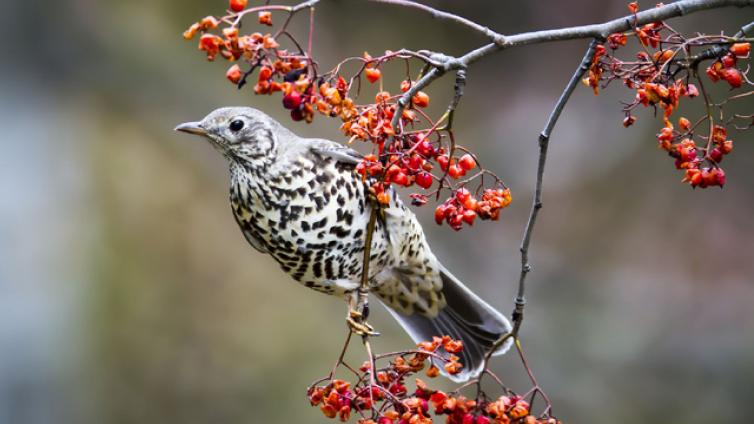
[511,39,601,333]
[367,0,502,42]
[480,41,601,372]
[369,0,753,70]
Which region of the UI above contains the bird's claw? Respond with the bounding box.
[347,303,379,337]
[346,315,379,337]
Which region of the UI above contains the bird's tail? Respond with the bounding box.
[382,266,513,382]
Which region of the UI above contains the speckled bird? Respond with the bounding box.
[176,107,511,381]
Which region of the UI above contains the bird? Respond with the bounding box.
[175,106,512,381]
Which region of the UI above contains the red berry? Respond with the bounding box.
[392,171,409,187]
[417,140,435,157]
[365,68,381,83]
[458,154,476,171]
[709,148,724,163]
[721,54,737,68]
[462,209,477,225]
[448,214,463,231]
[721,140,733,154]
[683,168,702,187]
[199,34,222,56]
[716,168,727,187]
[258,66,273,81]
[681,147,697,162]
[434,205,447,225]
[701,168,717,187]
[437,155,449,171]
[290,108,305,121]
[407,155,423,171]
[226,64,242,84]
[720,68,743,88]
[657,126,674,141]
[416,172,433,189]
[283,91,302,110]
[455,188,471,203]
[229,0,248,12]
[706,65,720,82]
[447,164,464,179]
[730,42,751,57]
[476,416,491,424]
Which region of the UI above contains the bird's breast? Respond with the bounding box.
[229,158,393,295]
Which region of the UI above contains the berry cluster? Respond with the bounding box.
[706,43,750,88]
[308,336,560,424]
[582,2,751,189]
[434,188,512,231]
[183,0,512,230]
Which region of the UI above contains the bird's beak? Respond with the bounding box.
[174,121,208,136]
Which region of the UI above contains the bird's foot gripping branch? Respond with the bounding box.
[182,0,752,422]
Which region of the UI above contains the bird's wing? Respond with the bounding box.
[308,139,363,165]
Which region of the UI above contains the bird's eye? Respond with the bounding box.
[229,119,245,132]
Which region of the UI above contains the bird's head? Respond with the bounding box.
[175,106,286,163]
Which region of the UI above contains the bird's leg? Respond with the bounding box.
[346,199,381,337]
[345,288,379,337]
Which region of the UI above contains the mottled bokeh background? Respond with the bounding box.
[2,1,753,423]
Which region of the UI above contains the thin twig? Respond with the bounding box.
[367,0,503,43]
[513,38,602,330]
[479,40,601,373]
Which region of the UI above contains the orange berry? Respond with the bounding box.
[730,42,751,57]
[652,49,674,63]
[375,91,391,103]
[229,0,248,12]
[258,11,272,26]
[365,68,381,83]
[412,91,430,108]
[183,23,201,40]
[226,64,242,84]
[628,2,639,13]
[426,365,440,378]
[377,192,390,205]
[320,404,337,419]
[678,117,691,131]
[199,16,220,30]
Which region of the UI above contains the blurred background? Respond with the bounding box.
[1,1,753,423]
